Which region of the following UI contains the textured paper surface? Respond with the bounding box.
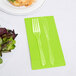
[25,16,65,70]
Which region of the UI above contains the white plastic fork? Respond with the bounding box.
[32,18,46,66]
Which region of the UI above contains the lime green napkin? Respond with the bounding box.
[25,16,65,70]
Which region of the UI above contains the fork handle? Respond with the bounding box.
[37,37,46,66]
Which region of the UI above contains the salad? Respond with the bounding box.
[0,28,17,64]
[8,0,35,7]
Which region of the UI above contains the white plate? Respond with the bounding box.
[0,0,45,15]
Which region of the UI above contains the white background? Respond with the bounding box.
[0,0,76,76]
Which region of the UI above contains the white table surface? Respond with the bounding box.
[0,0,76,76]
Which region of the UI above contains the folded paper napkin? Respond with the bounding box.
[24,16,65,70]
